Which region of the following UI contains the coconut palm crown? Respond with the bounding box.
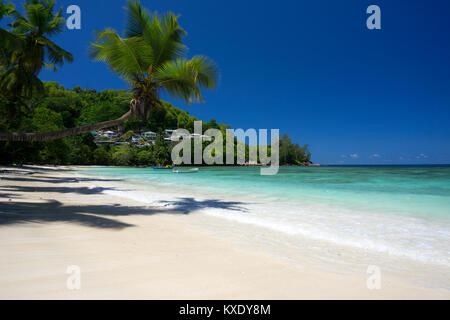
[90,0,218,122]
[0,0,73,98]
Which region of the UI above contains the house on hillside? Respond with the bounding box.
[164,129,189,142]
[142,131,157,140]
[102,131,118,139]
[163,129,212,142]
[164,129,176,136]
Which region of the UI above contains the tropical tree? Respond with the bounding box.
[0,0,73,99]
[279,133,311,165]
[0,1,16,63]
[0,0,218,142]
[0,1,14,47]
[152,129,171,165]
[111,144,134,166]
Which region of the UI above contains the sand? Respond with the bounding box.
[0,166,448,299]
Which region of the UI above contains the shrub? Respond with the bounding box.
[93,146,111,165]
[111,145,134,166]
[136,150,153,165]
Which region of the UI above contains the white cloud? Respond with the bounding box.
[371,153,381,158]
[340,154,347,158]
[349,153,359,159]
[416,153,429,159]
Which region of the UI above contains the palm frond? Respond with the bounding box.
[40,36,74,65]
[125,1,186,68]
[0,64,43,96]
[9,9,33,33]
[124,0,151,38]
[0,0,14,21]
[24,1,48,32]
[90,28,154,82]
[154,56,218,104]
[0,28,21,52]
[43,6,64,36]
[153,13,187,66]
[186,55,218,89]
[42,62,56,71]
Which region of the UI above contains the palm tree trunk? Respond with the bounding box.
[0,110,131,142]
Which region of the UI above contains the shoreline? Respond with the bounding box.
[0,165,449,299]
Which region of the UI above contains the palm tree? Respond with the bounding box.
[0,0,14,34]
[0,0,73,98]
[0,0,218,142]
[0,1,16,76]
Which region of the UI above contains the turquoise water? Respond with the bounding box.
[83,166,450,222]
[80,165,450,283]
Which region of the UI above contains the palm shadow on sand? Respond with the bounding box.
[158,197,249,214]
[0,176,249,230]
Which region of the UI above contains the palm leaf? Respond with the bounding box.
[43,6,64,36]
[0,0,14,21]
[42,62,56,71]
[90,28,154,82]
[40,36,74,65]
[9,9,33,33]
[125,1,186,68]
[186,55,218,89]
[154,56,218,104]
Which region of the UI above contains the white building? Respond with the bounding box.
[165,129,176,136]
[135,141,154,148]
[102,131,118,138]
[132,136,143,143]
[142,131,157,140]
[164,131,212,142]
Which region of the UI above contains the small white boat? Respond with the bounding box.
[172,168,199,173]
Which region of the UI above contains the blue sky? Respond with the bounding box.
[9,0,450,164]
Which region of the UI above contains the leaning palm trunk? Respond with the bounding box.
[0,110,132,142]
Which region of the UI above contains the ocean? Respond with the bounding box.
[80,165,450,288]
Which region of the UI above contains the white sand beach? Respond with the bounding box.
[0,166,448,299]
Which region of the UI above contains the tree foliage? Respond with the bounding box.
[279,134,311,165]
[0,0,217,142]
[0,0,73,100]
[0,82,215,165]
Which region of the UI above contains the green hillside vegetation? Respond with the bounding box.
[0,82,311,166]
